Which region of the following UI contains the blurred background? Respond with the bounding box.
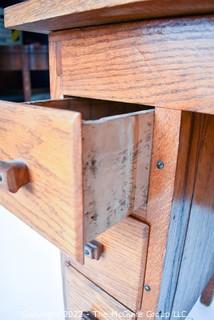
[0,3,63,320]
[0,0,49,102]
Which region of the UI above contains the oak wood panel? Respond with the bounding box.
[4,0,214,33]
[157,111,198,316]
[139,108,182,319]
[50,16,214,112]
[63,265,136,320]
[170,113,214,317]
[140,111,214,319]
[49,40,63,99]
[157,113,214,317]
[0,100,84,263]
[65,217,149,311]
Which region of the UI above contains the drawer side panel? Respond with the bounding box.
[83,111,153,241]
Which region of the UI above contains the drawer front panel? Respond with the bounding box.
[0,100,84,262]
[66,217,149,311]
[63,265,136,320]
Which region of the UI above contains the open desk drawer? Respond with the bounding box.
[0,97,154,262]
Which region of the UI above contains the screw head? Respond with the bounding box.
[65,260,71,267]
[84,249,90,256]
[156,160,164,169]
[144,284,151,292]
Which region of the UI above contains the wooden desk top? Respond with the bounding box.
[4,0,214,33]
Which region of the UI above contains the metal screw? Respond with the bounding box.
[65,260,72,268]
[144,284,151,292]
[156,160,164,169]
[84,249,90,256]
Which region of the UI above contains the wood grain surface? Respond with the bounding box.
[157,112,214,317]
[49,41,63,99]
[4,0,214,33]
[63,265,136,320]
[140,111,214,319]
[139,108,182,319]
[170,113,214,317]
[66,217,149,311]
[0,100,84,263]
[157,111,196,316]
[49,16,214,112]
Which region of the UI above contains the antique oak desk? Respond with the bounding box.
[1,1,214,319]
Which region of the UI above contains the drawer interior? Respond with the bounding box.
[29,96,153,120]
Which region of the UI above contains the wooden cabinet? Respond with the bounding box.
[3,1,214,320]
[0,98,153,262]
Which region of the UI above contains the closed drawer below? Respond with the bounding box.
[63,266,136,320]
[0,97,153,263]
[65,216,149,311]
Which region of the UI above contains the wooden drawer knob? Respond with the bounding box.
[82,311,98,320]
[0,160,30,193]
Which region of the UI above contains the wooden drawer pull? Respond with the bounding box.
[0,160,30,193]
[82,311,98,320]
